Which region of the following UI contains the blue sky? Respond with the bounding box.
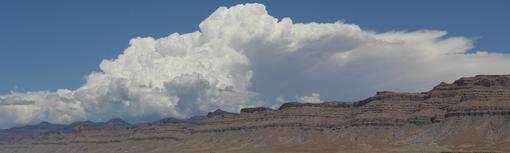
[2,0,510,128]
[1,0,509,94]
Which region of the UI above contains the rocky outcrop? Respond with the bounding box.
[278,101,353,110]
[1,75,510,153]
[101,118,131,129]
[207,109,239,118]
[240,107,275,113]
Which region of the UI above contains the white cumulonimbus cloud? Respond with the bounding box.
[1,3,510,128]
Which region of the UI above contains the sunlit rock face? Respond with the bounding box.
[1,75,510,153]
[2,3,510,130]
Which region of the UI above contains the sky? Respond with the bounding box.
[0,0,509,128]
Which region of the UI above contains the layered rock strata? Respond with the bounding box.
[1,75,510,153]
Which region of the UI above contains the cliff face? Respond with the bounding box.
[199,75,510,130]
[1,75,510,153]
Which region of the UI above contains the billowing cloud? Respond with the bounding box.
[297,93,322,103]
[1,3,510,128]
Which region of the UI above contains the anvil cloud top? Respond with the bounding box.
[1,3,510,129]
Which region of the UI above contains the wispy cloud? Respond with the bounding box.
[1,3,509,129]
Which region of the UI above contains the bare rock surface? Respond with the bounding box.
[1,75,510,153]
